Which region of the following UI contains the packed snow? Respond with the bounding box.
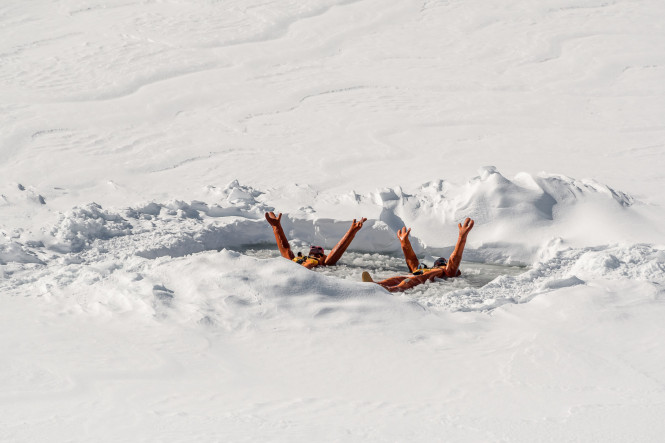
[2,0,665,441]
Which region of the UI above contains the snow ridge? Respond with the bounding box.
[0,168,644,264]
[418,241,665,311]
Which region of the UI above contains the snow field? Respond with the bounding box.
[3,0,665,440]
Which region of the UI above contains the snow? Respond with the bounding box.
[2,0,665,441]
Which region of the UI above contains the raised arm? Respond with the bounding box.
[397,227,420,273]
[265,212,295,260]
[445,218,474,277]
[324,217,367,266]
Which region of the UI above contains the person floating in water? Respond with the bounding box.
[265,211,367,269]
[362,218,475,292]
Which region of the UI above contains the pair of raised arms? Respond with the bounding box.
[265,212,367,268]
[396,218,474,278]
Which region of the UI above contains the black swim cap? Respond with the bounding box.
[309,246,325,256]
[433,257,447,268]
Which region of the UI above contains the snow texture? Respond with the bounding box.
[2,0,665,441]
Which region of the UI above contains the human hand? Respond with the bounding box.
[397,227,411,243]
[458,218,474,237]
[351,217,367,232]
[265,211,283,227]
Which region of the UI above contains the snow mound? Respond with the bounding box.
[417,242,665,311]
[48,203,133,253]
[18,168,642,263]
[0,239,44,266]
[19,250,420,330]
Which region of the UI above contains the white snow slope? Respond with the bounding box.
[2,0,665,441]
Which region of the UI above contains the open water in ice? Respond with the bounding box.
[237,247,527,295]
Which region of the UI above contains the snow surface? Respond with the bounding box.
[2,0,665,441]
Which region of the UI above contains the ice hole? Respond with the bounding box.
[236,246,527,295]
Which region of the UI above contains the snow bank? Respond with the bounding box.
[418,241,665,311]
[11,248,423,328]
[8,168,645,263]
